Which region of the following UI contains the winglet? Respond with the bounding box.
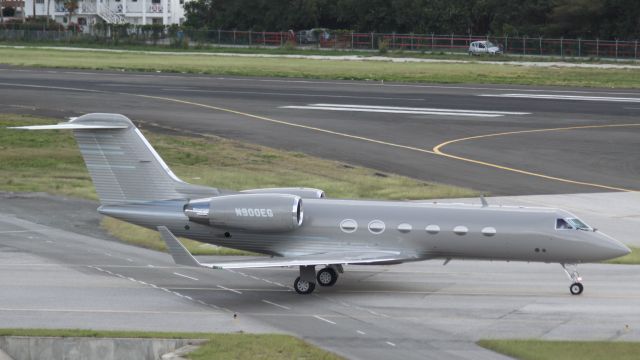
[157,226,202,267]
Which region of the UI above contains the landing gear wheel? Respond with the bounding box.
[317,267,338,287]
[294,276,315,295]
[569,282,584,295]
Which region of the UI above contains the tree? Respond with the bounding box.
[64,0,78,28]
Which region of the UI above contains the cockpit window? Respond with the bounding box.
[556,218,573,230]
[566,218,592,231]
[556,218,592,231]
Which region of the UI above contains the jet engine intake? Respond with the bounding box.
[185,194,303,232]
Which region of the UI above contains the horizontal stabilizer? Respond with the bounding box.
[9,123,129,130]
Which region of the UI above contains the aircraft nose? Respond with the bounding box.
[596,231,631,259]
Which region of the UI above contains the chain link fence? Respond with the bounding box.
[1,26,638,60]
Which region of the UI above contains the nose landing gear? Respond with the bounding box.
[562,263,584,295]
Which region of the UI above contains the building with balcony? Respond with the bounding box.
[19,0,188,29]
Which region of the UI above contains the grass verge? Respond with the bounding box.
[1,47,639,88]
[0,328,343,360]
[605,246,640,265]
[0,113,476,254]
[478,339,640,360]
[2,42,634,64]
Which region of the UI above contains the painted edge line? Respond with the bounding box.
[313,315,337,325]
[173,272,199,281]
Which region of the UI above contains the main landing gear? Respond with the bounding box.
[562,263,584,295]
[293,265,342,294]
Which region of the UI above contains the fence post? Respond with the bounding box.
[431,33,434,51]
[635,40,638,61]
[522,36,525,55]
[505,34,508,53]
[371,32,374,49]
[233,29,236,45]
[262,30,265,46]
[351,31,353,49]
[560,36,563,58]
[539,36,542,55]
[217,28,221,44]
[615,39,618,59]
[392,31,395,49]
[596,38,599,57]
[578,38,581,57]
[248,30,252,46]
[410,32,414,51]
[280,31,283,47]
[450,33,453,52]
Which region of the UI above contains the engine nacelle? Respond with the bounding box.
[241,187,325,199]
[185,194,303,232]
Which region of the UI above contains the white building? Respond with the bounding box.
[19,0,188,29]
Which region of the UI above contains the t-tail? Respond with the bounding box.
[10,113,219,205]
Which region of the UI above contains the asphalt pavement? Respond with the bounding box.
[1,65,639,195]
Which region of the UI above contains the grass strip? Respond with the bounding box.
[478,339,640,360]
[0,114,475,255]
[1,42,634,64]
[0,328,343,360]
[605,246,640,265]
[1,47,639,88]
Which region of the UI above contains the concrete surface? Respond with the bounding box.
[0,337,204,360]
[1,192,639,360]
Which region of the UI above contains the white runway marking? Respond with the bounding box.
[480,93,640,103]
[217,285,242,294]
[173,272,199,281]
[313,315,337,325]
[0,230,38,234]
[262,300,291,310]
[161,88,424,101]
[357,330,366,335]
[281,103,530,117]
[386,341,396,347]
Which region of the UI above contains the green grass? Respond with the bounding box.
[605,246,640,265]
[1,47,640,88]
[0,114,475,255]
[0,328,343,360]
[1,41,633,64]
[478,339,640,360]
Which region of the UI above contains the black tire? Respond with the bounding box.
[317,267,338,287]
[570,282,584,295]
[294,276,316,294]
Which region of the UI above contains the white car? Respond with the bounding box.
[469,41,502,55]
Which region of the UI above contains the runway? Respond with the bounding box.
[1,192,639,360]
[1,65,639,195]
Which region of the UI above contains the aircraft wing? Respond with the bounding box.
[158,226,417,269]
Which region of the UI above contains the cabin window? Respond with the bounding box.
[426,225,440,234]
[368,220,385,234]
[453,226,468,235]
[397,223,412,233]
[481,227,496,236]
[556,218,573,230]
[340,219,358,233]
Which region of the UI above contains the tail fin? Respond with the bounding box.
[11,113,218,205]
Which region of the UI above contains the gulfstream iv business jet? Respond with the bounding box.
[12,114,630,295]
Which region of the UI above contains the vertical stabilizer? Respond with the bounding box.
[11,113,218,204]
